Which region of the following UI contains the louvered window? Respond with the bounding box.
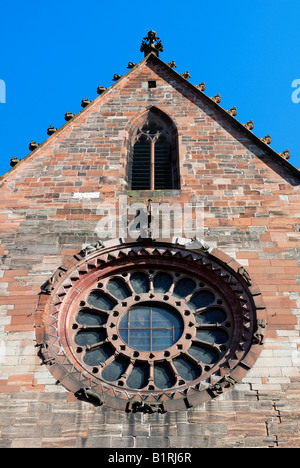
[130,109,179,190]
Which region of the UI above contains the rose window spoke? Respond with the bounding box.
[68,268,237,391]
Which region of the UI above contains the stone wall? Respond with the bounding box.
[0,387,299,448]
[0,54,300,448]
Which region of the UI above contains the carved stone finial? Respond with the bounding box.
[140,30,164,57]
[10,156,20,167]
[81,98,91,108]
[260,134,271,145]
[65,112,75,121]
[112,74,122,81]
[227,107,237,117]
[127,62,136,69]
[196,82,206,91]
[97,85,106,95]
[243,120,254,130]
[47,125,57,136]
[279,149,290,160]
[167,61,177,68]
[29,141,39,151]
[180,71,191,79]
[210,94,221,103]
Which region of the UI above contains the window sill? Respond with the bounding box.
[124,189,181,198]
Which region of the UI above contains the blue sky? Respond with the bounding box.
[0,0,300,176]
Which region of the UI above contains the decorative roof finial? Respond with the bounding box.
[10,156,20,167]
[140,30,163,57]
[279,149,290,160]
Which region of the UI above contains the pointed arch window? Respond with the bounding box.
[129,108,180,191]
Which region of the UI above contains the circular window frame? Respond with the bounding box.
[35,238,267,413]
[117,301,185,353]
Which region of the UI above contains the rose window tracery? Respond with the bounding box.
[36,239,267,412]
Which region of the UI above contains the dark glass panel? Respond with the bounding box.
[87,291,116,311]
[107,278,130,300]
[173,278,196,299]
[102,356,129,382]
[83,344,114,367]
[187,291,215,310]
[131,136,151,191]
[127,363,149,389]
[188,343,219,365]
[154,140,173,190]
[76,310,107,327]
[154,363,176,389]
[74,329,106,347]
[173,355,201,381]
[153,272,173,294]
[195,308,227,325]
[196,329,228,345]
[130,272,149,294]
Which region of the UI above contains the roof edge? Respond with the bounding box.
[144,53,300,180]
[0,56,148,185]
[1,52,299,185]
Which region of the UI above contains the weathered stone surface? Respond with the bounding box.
[0,51,299,448]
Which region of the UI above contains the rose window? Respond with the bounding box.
[36,240,267,412]
[69,269,233,391]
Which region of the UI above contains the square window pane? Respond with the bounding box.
[129,329,151,351]
[152,307,173,329]
[119,329,128,343]
[152,329,173,351]
[174,326,182,342]
[129,307,150,328]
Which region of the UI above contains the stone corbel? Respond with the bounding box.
[209,375,237,398]
[39,342,56,366]
[237,266,252,286]
[127,401,166,414]
[41,266,68,295]
[79,241,105,258]
[76,388,104,407]
[189,237,211,252]
[253,319,267,345]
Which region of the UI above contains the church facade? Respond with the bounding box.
[0,32,300,448]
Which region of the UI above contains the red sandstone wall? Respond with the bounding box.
[0,56,300,447]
